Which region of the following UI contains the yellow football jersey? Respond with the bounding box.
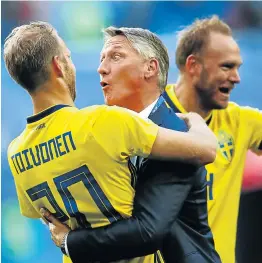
[8,104,159,263]
[166,84,262,263]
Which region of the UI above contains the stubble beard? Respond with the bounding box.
[64,63,76,102]
[195,69,225,111]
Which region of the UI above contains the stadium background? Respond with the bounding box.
[1,1,262,263]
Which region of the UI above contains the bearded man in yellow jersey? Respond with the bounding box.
[162,16,262,263]
[4,22,217,263]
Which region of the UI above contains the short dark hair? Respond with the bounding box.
[176,15,232,70]
[4,21,62,92]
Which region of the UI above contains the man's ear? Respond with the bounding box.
[145,58,159,79]
[185,54,202,76]
[52,56,64,78]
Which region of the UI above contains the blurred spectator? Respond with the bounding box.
[226,2,262,29]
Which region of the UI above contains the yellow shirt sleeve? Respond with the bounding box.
[91,106,159,161]
[240,106,262,155]
[7,143,40,218]
[14,180,40,218]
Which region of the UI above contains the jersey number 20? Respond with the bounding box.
[26,165,123,228]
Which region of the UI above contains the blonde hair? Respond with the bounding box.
[4,21,61,92]
[176,15,232,69]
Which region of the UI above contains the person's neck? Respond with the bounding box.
[31,83,74,115]
[129,92,160,113]
[128,84,160,113]
[175,75,211,119]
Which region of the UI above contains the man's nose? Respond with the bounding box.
[229,69,241,84]
[97,60,110,76]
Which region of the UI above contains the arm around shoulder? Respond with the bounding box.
[150,112,217,165]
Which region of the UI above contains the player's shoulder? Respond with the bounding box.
[7,131,26,157]
[7,138,17,156]
[79,105,136,117]
[72,105,106,121]
[78,105,105,114]
[225,101,260,116]
[77,105,138,127]
[215,101,260,122]
[226,101,260,112]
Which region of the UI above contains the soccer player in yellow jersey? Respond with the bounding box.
[162,16,262,263]
[4,22,216,263]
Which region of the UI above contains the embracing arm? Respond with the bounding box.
[152,115,217,166]
[66,161,196,262]
[96,107,217,166]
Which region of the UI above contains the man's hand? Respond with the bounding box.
[40,208,71,247]
[180,112,216,140]
[177,112,207,130]
[177,112,218,165]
